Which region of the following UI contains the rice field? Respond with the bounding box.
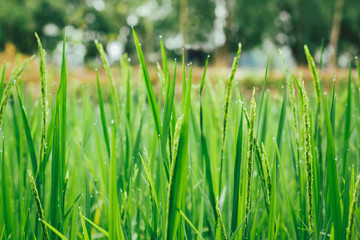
[0,30,360,240]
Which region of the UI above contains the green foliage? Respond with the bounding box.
[1,0,360,64]
[0,31,360,240]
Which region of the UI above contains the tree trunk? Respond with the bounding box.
[329,0,345,67]
[180,0,188,59]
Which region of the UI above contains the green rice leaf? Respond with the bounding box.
[96,70,110,157]
[341,64,352,180]
[94,40,121,124]
[0,55,34,126]
[133,193,156,239]
[179,209,204,239]
[132,29,161,136]
[139,153,159,210]
[160,61,177,177]
[324,94,342,240]
[166,60,192,240]
[219,43,242,192]
[231,107,244,233]
[40,220,68,240]
[17,88,37,174]
[0,63,5,102]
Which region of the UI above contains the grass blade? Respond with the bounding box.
[132,29,161,136]
[40,220,68,240]
[160,61,177,175]
[79,209,90,240]
[166,62,192,240]
[341,64,352,180]
[58,32,67,227]
[244,88,256,239]
[0,63,5,102]
[28,170,49,240]
[231,107,244,233]
[324,94,342,240]
[109,124,125,239]
[50,89,60,238]
[0,55,34,126]
[179,209,203,239]
[219,43,242,192]
[304,45,320,106]
[199,56,217,221]
[267,152,277,240]
[139,153,159,210]
[17,88,37,174]
[133,193,156,239]
[346,174,360,240]
[96,70,110,157]
[94,40,121,124]
[35,32,48,217]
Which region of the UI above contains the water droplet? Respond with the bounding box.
[111,119,115,124]
[159,35,162,39]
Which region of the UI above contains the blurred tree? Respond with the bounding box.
[32,0,67,51]
[0,0,36,53]
[274,0,334,64]
[226,0,277,51]
[337,0,360,62]
[0,0,358,66]
[329,0,345,66]
[186,0,215,44]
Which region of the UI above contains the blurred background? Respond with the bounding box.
[0,0,359,76]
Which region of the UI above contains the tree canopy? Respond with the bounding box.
[0,0,358,65]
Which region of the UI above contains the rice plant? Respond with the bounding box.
[0,30,360,240]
